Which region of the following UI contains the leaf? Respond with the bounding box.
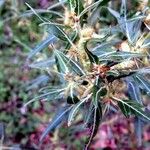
[135,75,150,95]
[14,37,32,52]
[29,58,55,69]
[25,3,45,22]
[48,0,66,10]
[118,100,130,117]
[141,38,150,48]
[54,50,69,73]
[107,7,120,19]
[126,78,143,104]
[27,75,50,90]
[108,0,142,44]
[92,76,105,106]
[85,102,102,150]
[55,50,86,75]
[68,0,77,12]
[21,9,64,18]
[84,42,99,64]
[91,40,120,60]
[84,101,95,127]
[103,51,145,60]
[68,94,91,126]
[27,35,56,60]
[135,67,150,74]
[24,88,65,107]
[67,0,84,15]
[95,51,145,62]
[134,117,142,146]
[65,31,78,50]
[47,24,76,48]
[79,0,103,18]
[125,19,142,44]
[40,105,72,142]
[88,0,110,25]
[47,25,67,41]
[116,98,150,121]
[75,0,84,15]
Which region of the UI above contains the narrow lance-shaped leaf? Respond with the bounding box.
[55,50,86,75]
[126,79,143,104]
[47,23,78,51]
[67,0,84,15]
[27,75,49,90]
[75,0,84,15]
[135,75,150,95]
[54,50,69,73]
[21,9,64,18]
[24,88,65,107]
[47,24,67,41]
[65,31,78,50]
[126,72,143,145]
[40,105,73,142]
[99,51,145,61]
[92,76,106,106]
[27,35,56,60]
[68,0,76,12]
[88,0,110,25]
[29,58,55,69]
[113,97,150,121]
[135,67,150,74]
[141,39,150,48]
[84,41,99,64]
[135,116,143,146]
[79,0,103,18]
[107,7,120,19]
[84,101,95,127]
[68,94,91,126]
[85,102,102,150]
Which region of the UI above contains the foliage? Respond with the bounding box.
[24,0,150,149]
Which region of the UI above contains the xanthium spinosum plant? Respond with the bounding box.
[24,0,150,149]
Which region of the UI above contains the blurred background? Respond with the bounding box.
[0,0,150,150]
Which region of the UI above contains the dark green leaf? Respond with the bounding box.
[84,42,99,64]
[75,0,84,15]
[92,76,106,106]
[117,99,150,121]
[67,95,80,104]
[118,100,131,117]
[55,51,69,73]
[55,50,86,75]
[68,0,77,12]
[85,102,102,149]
